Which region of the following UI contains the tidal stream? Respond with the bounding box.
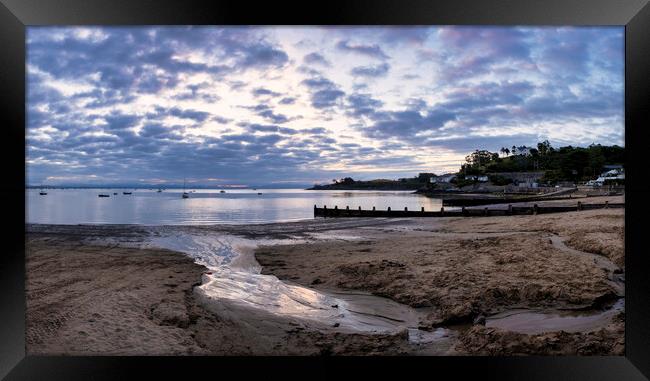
[144,223,624,352]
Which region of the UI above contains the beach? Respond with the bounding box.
[26,196,624,355]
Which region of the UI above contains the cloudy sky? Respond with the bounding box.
[27,26,624,187]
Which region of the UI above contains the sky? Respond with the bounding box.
[26,26,624,187]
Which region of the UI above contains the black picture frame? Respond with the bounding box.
[1,0,649,379]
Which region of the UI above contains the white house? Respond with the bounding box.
[589,167,625,186]
[430,174,457,183]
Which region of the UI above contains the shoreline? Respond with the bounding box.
[26,198,624,355]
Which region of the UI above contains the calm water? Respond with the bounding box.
[26,188,444,225]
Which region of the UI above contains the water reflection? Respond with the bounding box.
[148,230,430,333]
[27,188,443,225]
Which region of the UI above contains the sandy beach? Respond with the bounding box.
[26,196,624,355]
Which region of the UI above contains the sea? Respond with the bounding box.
[26,188,445,225]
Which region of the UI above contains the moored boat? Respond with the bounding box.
[182,178,189,199]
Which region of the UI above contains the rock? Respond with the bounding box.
[473,315,486,325]
[331,304,338,308]
[311,278,323,285]
[332,323,340,327]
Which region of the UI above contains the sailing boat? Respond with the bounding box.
[182,178,189,199]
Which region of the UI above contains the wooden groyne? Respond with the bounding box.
[314,202,624,218]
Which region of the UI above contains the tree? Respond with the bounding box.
[537,140,552,156]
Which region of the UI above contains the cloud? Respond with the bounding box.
[301,76,345,109]
[335,40,390,60]
[311,89,345,109]
[350,63,390,77]
[26,26,624,186]
[279,97,296,105]
[364,108,456,140]
[166,107,211,122]
[346,94,384,117]
[103,113,140,130]
[303,52,331,67]
[252,87,281,97]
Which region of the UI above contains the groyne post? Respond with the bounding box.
[605,201,609,209]
[440,207,445,216]
[404,207,408,212]
[462,206,467,216]
[508,204,512,215]
[372,206,376,211]
[533,204,538,215]
[387,207,391,212]
[358,206,361,211]
[421,207,425,212]
[577,201,582,211]
[484,207,489,216]
[346,206,349,210]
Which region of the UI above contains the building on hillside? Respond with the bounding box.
[587,166,625,186]
[512,146,533,156]
[430,174,457,183]
[488,171,544,187]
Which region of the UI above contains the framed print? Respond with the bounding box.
[1,0,649,379]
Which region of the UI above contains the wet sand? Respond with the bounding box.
[26,196,624,355]
[255,205,624,355]
[26,221,440,355]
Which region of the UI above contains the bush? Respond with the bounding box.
[452,177,477,188]
[488,174,513,186]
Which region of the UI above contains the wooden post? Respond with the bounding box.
[605,201,609,209]
[462,206,467,216]
[372,206,376,211]
[577,201,582,211]
[387,207,391,212]
[346,206,349,210]
[421,207,425,212]
[334,205,338,210]
[533,204,538,215]
[404,207,408,212]
[508,204,512,215]
[440,207,445,216]
[358,206,361,211]
[484,207,489,216]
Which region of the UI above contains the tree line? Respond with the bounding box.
[459,140,624,184]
